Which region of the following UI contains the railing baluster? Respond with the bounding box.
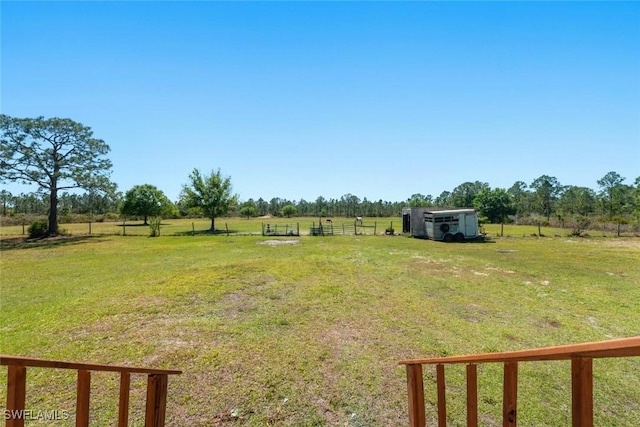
[118,372,131,427]
[6,365,27,427]
[1,356,180,427]
[466,364,478,427]
[76,369,91,427]
[400,337,638,427]
[502,362,518,427]
[145,374,169,427]
[405,364,425,427]
[436,364,446,427]
[571,357,593,427]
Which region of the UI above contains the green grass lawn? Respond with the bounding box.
[1,230,638,426]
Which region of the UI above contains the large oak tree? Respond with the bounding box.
[180,169,238,231]
[120,184,175,225]
[0,115,112,235]
[473,187,516,223]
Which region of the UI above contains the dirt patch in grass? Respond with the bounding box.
[258,240,300,246]
[537,317,563,329]
[601,239,640,249]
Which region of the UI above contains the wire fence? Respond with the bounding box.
[0,218,387,238]
[1,217,637,238]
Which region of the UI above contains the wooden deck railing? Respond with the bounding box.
[398,336,640,427]
[1,355,181,427]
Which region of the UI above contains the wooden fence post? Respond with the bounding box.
[437,364,447,427]
[571,357,593,427]
[406,364,425,427]
[76,370,91,427]
[118,372,131,427]
[145,374,169,427]
[466,364,478,427]
[503,362,518,427]
[6,365,27,427]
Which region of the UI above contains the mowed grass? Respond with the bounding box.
[0,231,639,426]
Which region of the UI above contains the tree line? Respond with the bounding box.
[2,115,639,235]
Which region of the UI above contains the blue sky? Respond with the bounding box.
[2,1,639,203]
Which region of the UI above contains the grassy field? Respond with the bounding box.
[1,226,639,426]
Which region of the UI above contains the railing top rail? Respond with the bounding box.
[1,355,182,375]
[399,336,640,366]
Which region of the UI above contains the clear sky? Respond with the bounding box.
[2,1,639,203]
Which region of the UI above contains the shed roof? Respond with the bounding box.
[425,208,476,215]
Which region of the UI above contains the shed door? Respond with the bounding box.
[402,214,410,233]
[465,215,476,236]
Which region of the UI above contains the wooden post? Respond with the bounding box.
[571,357,593,427]
[225,223,229,236]
[192,222,195,236]
[122,220,126,236]
[118,372,131,427]
[145,374,169,427]
[6,365,27,427]
[537,222,541,237]
[76,370,91,427]
[500,223,504,237]
[406,364,425,427]
[89,221,92,235]
[502,362,518,427]
[436,364,447,427]
[466,364,478,427]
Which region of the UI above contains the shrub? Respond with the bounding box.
[569,216,591,237]
[28,221,48,238]
[149,217,161,237]
[59,215,73,224]
[104,212,120,221]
